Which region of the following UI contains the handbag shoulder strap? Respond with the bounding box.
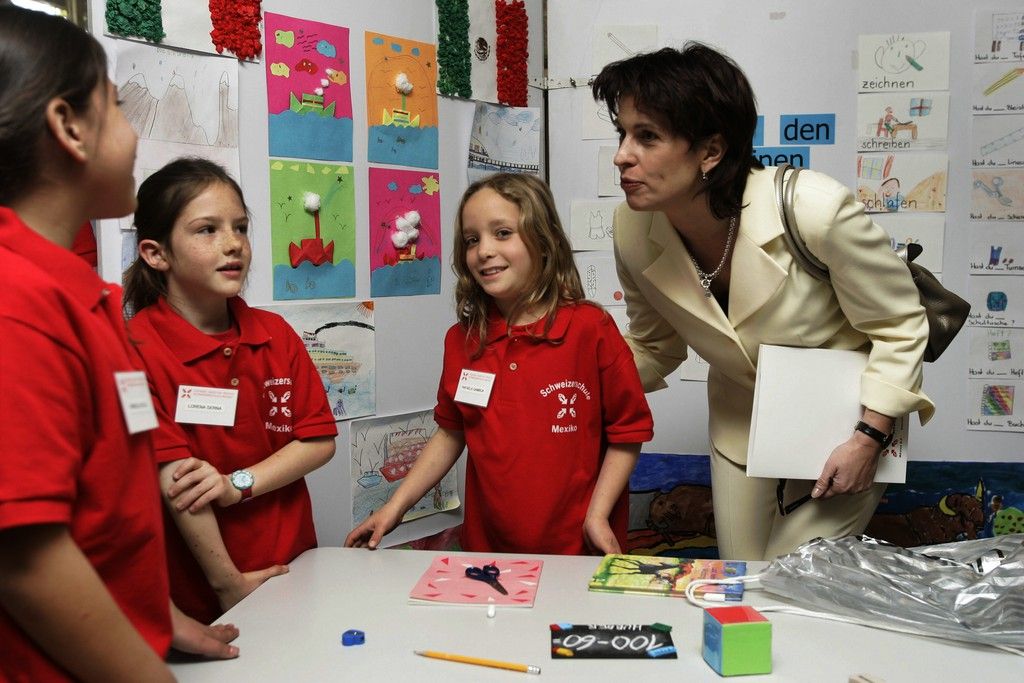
[773,164,830,283]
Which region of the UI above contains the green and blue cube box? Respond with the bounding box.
[702,605,772,676]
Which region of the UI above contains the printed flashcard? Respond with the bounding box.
[467,102,542,182]
[974,9,1024,62]
[570,199,619,251]
[968,327,1024,379]
[259,301,375,421]
[351,410,460,527]
[971,169,1024,220]
[973,62,1024,113]
[582,93,617,140]
[856,152,947,213]
[367,167,442,297]
[598,146,623,196]
[592,24,659,72]
[872,213,946,274]
[574,252,624,305]
[269,160,356,300]
[264,13,353,162]
[856,92,949,152]
[972,113,1024,167]
[365,32,439,169]
[969,224,1024,274]
[858,32,950,92]
[967,275,1024,328]
[966,379,1024,432]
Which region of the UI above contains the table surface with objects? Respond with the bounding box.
[168,547,1023,682]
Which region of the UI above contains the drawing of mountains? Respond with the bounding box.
[121,72,237,148]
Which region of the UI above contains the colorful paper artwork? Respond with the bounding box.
[265,13,352,162]
[104,0,262,60]
[351,410,459,527]
[259,302,375,421]
[409,555,543,607]
[368,167,441,297]
[856,152,947,213]
[269,160,356,300]
[467,102,541,181]
[365,32,439,169]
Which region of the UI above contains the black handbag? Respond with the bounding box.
[773,164,970,362]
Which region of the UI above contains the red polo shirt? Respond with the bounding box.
[435,303,653,554]
[127,296,337,623]
[0,207,171,681]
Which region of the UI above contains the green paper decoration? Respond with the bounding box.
[435,0,471,98]
[106,0,165,43]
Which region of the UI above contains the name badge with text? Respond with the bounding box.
[175,385,239,426]
[114,371,158,434]
[454,369,496,407]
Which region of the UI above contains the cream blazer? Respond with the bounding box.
[613,166,934,466]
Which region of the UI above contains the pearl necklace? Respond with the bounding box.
[690,216,737,298]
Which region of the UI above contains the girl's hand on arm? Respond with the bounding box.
[169,600,239,659]
[813,409,893,499]
[166,457,232,513]
[584,443,641,555]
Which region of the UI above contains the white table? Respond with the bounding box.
[169,547,1023,682]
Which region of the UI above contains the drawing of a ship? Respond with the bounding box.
[379,434,426,482]
[289,91,337,117]
[381,107,420,127]
[302,335,361,382]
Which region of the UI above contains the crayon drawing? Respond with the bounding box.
[967,274,1024,329]
[973,62,1024,113]
[970,169,1024,221]
[269,160,356,300]
[259,302,375,421]
[968,224,1024,274]
[856,92,949,152]
[365,32,439,169]
[974,10,1024,62]
[972,114,1024,167]
[467,102,541,181]
[856,152,947,213]
[368,167,441,297]
[265,13,352,162]
[967,380,1023,432]
[857,32,950,92]
[351,410,460,526]
[569,199,618,251]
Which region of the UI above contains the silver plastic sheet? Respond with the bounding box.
[758,534,1024,649]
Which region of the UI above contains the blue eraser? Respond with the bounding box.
[647,645,677,658]
[342,629,365,646]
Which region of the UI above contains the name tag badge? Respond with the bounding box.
[114,371,158,434]
[175,385,239,426]
[454,369,496,407]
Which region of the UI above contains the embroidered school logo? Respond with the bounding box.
[540,379,589,434]
[555,392,577,420]
[263,377,294,432]
[267,390,292,418]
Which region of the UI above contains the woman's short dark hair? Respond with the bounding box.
[0,5,108,204]
[592,42,763,219]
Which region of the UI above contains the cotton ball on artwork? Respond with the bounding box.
[391,210,421,248]
[303,192,321,213]
[395,73,414,95]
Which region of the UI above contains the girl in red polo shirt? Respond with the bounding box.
[347,173,653,555]
[123,158,338,624]
[0,8,238,681]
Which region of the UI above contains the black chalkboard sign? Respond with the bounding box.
[550,623,677,659]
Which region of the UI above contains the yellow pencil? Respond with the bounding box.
[415,650,541,675]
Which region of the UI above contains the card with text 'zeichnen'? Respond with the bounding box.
[408,555,543,607]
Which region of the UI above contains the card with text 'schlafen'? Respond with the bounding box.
[409,555,543,607]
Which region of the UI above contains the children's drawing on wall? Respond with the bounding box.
[269,160,355,300]
[968,328,1024,379]
[973,62,1024,113]
[113,43,240,233]
[573,252,623,305]
[856,152,947,213]
[466,102,541,182]
[871,213,945,274]
[967,274,1023,329]
[967,378,1023,431]
[972,113,1024,168]
[969,224,1023,274]
[591,24,658,73]
[260,302,375,421]
[971,169,1024,220]
[857,32,950,92]
[466,0,498,102]
[351,410,460,529]
[368,167,441,297]
[104,0,262,59]
[856,92,949,152]
[264,13,353,162]
[365,32,439,169]
[974,9,1024,62]
[628,453,717,559]
[569,199,618,251]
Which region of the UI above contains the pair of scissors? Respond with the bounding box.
[465,563,508,595]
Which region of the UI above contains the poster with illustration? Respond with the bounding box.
[856,152,947,213]
[970,169,1024,220]
[968,327,1024,379]
[467,102,541,181]
[365,32,439,169]
[367,167,441,297]
[967,274,1024,328]
[264,13,352,162]
[974,9,1024,62]
[969,224,1024,274]
[973,62,1024,113]
[857,32,950,92]
[351,410,460,527]
[260,301,375,421]
[967,379,1023,432]
[972,113,1024,168]
[856,92,949,152]
[269,160,356,300]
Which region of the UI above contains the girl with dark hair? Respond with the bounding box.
[346,173,653,554]
[0,7,238,681]
[593,43,934,560]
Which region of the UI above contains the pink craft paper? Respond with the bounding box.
[409,555,544,607]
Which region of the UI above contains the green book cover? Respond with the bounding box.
[587,554,747,600]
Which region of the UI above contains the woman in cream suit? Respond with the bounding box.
[592,43,933,560]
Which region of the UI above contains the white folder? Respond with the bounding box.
[746,345,907,483]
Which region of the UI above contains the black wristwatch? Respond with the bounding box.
[854,420,893,448]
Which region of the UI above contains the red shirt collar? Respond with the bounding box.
[148,295,272,363]
[483,302,576,345]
